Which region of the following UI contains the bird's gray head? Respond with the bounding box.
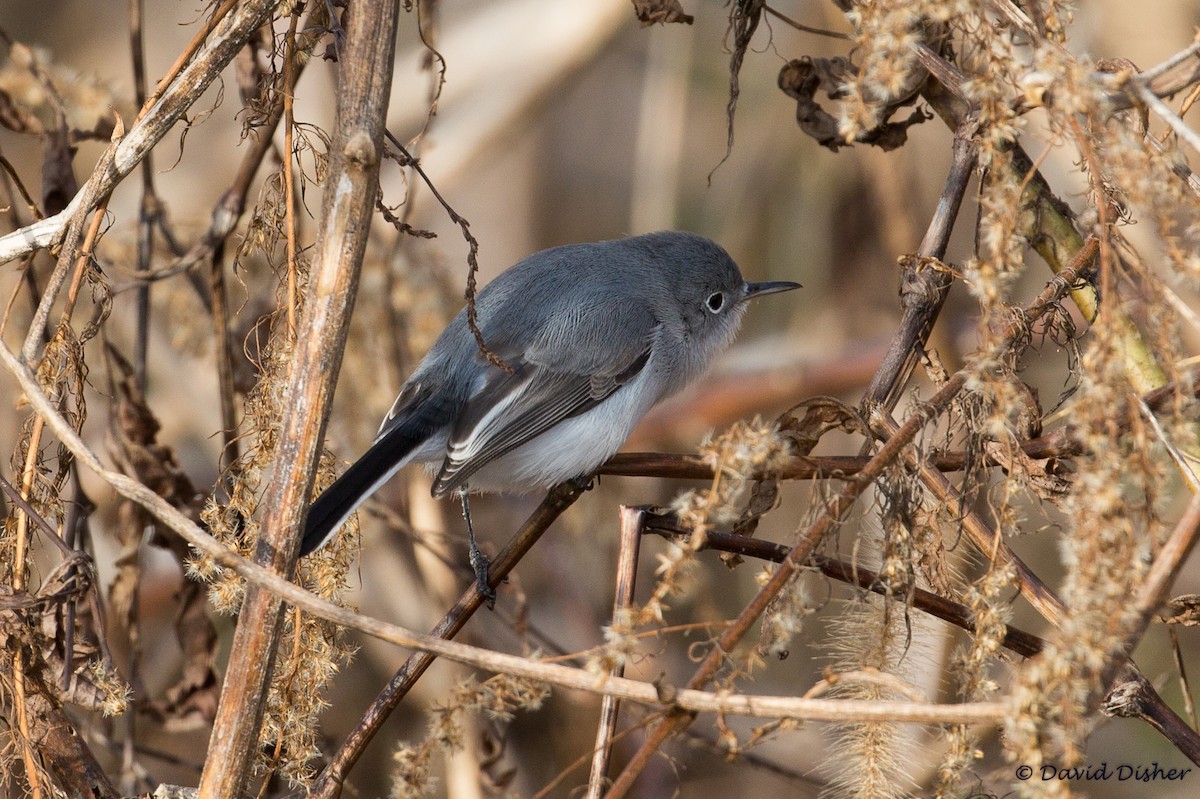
[635,231,800,351]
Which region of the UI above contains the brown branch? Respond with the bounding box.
[644,524,1046,658]
[860,117,978,411]
[282,7,301,337]
[129,0,154,390]
[1104,671,1200,765]
[598,437,1075,480]
[762,4,850,39]
[383,132,512,373]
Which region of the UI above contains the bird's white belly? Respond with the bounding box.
[431,369,659,493]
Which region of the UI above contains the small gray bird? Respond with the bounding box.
[300,231,799,590]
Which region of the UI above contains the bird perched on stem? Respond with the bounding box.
[300,231,800,602]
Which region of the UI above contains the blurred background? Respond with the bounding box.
[2,1,1200,797]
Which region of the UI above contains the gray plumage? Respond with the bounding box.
[301,230,798,556]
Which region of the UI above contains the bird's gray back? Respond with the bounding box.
[407,231,741,404]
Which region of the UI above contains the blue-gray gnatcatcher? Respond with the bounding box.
[300,231,799,588]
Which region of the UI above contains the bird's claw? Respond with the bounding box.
[469,543,496,609]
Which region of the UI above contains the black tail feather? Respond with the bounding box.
[300,431,422,557]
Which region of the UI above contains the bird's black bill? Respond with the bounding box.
[742,280,802,301]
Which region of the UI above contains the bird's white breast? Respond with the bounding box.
[440,363,662,493]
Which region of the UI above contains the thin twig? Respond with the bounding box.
[282,7,301,336]
[587,507,646,798]
[1137,83,1200,154]
[384,131,512,373]
[861,117,978,411]
[762,4,850,39]
[1101,492,1200,692]
[1134,38,1200,85]
[129,0,154,390]
[644,525,1045,657]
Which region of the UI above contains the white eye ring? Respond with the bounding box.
[705,291,725,313]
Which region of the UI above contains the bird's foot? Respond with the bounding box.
[459,492,496,609]
[469,541,496,609]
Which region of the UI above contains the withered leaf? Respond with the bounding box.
[778,56,930,152]
[1163,595,1200,626]
[632,0,694,27]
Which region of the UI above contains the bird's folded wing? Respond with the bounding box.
[432,345,651,496]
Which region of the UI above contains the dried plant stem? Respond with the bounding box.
[1168,626,1199,730]
[534,720,654,799]
[129,0,154,387]
[383,133,511,373]
[11,422,45,799]
[862,119,978,410]
[21,142,116,361]
[208,234,238,474]
[198,0,402,795]
[1106,671,1200,764]
[282,7,300,336]
[654,528,1046,656]
[587,506,646,798]
[10,658,42,799]
[11,413,43,594]
[138,0,239,120]
[1137,80,1200,154]
[600,438,1071,480]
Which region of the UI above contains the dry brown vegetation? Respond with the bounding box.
[3,1,1200,798]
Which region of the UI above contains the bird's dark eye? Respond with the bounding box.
[705,291,725,313]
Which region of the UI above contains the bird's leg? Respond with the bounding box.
[460,492,495,608]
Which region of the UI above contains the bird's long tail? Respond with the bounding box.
[300,425,425,557]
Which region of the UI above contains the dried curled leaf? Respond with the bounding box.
[778,56,930,152]
[1162,595,1200,626]
[776,396,867,457]
[631,0,694,27]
